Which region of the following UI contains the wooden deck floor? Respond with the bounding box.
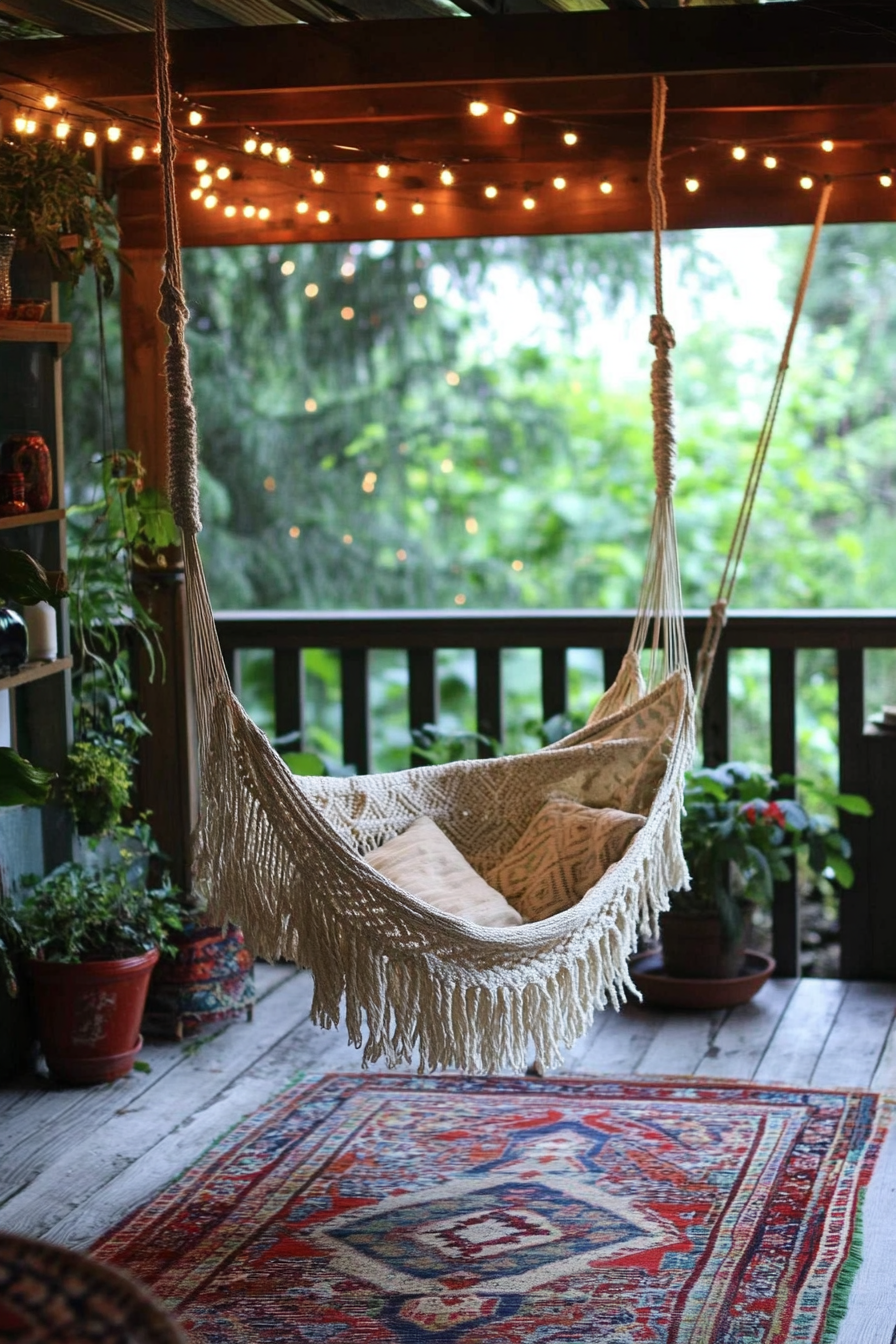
[1,964,895,1342]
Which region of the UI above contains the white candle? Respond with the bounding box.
[24,601,57,662]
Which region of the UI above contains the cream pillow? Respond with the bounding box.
[365,816,523,928]
[486,801,646,923]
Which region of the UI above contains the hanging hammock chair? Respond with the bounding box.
[150,2,830,1073]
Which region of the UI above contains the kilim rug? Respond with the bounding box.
[91,1073,892,1344]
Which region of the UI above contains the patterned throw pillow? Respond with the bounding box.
[365,816,523,928]
[486,801,646,922]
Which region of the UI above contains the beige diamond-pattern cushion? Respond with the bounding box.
[365,815,523,928]
[486,801,647,922]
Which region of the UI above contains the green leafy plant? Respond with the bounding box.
[675,762,872,943]
[0,896,26,998]
[410,722,503,765]
[60,738,132,836]
[0,746,54,808]
[0,135,118,293]
[19,819,182,963]
[0,550,66,607]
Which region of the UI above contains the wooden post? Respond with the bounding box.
[120,248,198,892]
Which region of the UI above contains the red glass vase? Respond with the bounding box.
[0,432,52,513]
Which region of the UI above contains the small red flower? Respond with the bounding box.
[765,801,787,828]
[743,805,757,825]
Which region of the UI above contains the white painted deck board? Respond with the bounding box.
[810,981,896,1090]
[694,977,799,1080]
[753,976,848,1086]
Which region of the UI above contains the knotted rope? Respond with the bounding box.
[154,0,202,536]
[695,179,834,707]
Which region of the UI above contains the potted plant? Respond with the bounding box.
[0,134,118,308]
[660,761,870,982]
[19,819,182,1084]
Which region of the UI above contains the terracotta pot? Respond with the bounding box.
[30,947,159,1085]
[659,908,751,980]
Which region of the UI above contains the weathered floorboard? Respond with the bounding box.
[753,976,849,1086]
[694,977,798,1080]
[810,981,896,1090]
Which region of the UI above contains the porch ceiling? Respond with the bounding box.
[1,0,895,244]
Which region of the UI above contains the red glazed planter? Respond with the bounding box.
[30,948,159,1085]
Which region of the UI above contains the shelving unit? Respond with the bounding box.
[0,508,66,532]
[0,321,72,354]
[0,656,73,694]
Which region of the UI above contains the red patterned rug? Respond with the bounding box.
[92,1074,891,1343]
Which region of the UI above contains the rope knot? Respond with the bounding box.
[649,314,676,352]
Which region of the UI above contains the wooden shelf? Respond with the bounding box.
[0,322,72,354]
[0,655,72,693]
[0,508,65,532]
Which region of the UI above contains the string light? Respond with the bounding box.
[305,283,319,297]
[446,371,461,386]
[343,533,353,545]
[552,176,566,190]
[199,172,213,189]
[396,549,407,561]
[317,209,331,223]
[465,517,478,534]
[13,110,27,133]
[224,204,237,217]
[24,117,37,135]
[276,146,291,164]
[362,471,377,492]
[260,141,274,156]
[799,175,814,190]
[599,179,613,194]
[42,91,58,110]
[281,260,296,275]
[83,128,97,147]
[763,154,777,169]
[440,458,454,473]
[440,167,455,186]
[204,193,218,208]
[732,145,747,161]
[216,165,230,180]
[413,294,427,309]
[341,305,355,320]
[188,109,203,126]
[258,206,271,220]
[454,594,466,606]
[469,100,488,117]
[311,166,325,185]
[54,116,71,140]
[107,123,122,142]
[821,139,834,153]
[880,173,893,187]
[296,196,309,214]
[243,203,256,217]
[289,526,301,539]
[484,184,498,199]
[503,110,517,125]
[152,142,161,155]
[190,186,203,200]
[375,193,387,211]
[511,559,524,571]
[522,195,536,209]
[685,177,699,192]
[341,260,356,278]
[195,157,209,172]
[412,199,425,215]
[243,137,257,153]
[131,142,146,161]
[376,163,391,179]
[563,130,578,146]
[305,398,317,412]
[263,475,276,492]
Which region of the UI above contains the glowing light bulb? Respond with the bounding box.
[107,124,122,142]
[243,137,257,153]
[224,204,237,217]
[13,111,26,134]
[511,559,524,572]
[376,163,391,179]
[188,109,203,126]
[311,166,325,185]
[484,184,498,199]
[296,196,309,214]
[341,306,354,321]
[190,187,203,200]
[454,594,466,606]
[305,283,319,297]
[341,260,355,278]
[684,177,699,192]
[199,172,213,189]
[563,130,578,146]
[396,549,407,561]
[258,206,271,220]
[503,110,517,125]
[880,173,893,188]
[411,200,424,215]
[465,517,478,534]
[216,165,230,180]
[83,128,97,147]
[305,398,317,412]
[24,119,36,135]
[413,294,427,310]
[195,157,209,172]
[800,175,814,190]
[522,195,536,210]
[552,176,566,190]
[55,117,71,139]
[42,91,58,110]
[317,209,331,223]
[763,154,778,169]
[276,146,291,164]
[469,100,488,117]
[732,145,747,161]
[343,533,353,544]
[281,260,296,275]
[260,141,274,156]
[243,203,256,217]
[821,139,834,153]
[440,167,455,186]
[446,371,460,386]
[375,193,387,211]
[599,179,613,195]
[289,526,301,538]
[152,142,161,155]
[440,458,454,473]
[131,143,146,161]
[204,193,218,208]
[263,476,276,492]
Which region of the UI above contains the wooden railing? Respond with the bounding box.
[214,608,896,981]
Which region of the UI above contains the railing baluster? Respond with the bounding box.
[273,649,305,748]
[602,646,626,693]
[476,648,503,758]
[408,647,438,767]
[701,645,729,767]
[541,647,567,725]
[340,648,370,775]
[837,648,870,978]
[770,647,799,977]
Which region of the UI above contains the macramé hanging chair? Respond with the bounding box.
[150,0,831,1073]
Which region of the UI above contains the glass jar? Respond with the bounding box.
[0,471,29,517]
[0,432,52,512]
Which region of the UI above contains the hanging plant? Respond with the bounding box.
[0,136,118,294]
